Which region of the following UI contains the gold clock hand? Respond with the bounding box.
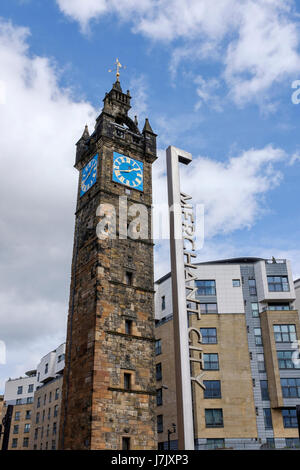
[120,168,140,173]
[83,163,96,182]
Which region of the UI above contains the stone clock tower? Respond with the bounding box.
[59,79,157,450]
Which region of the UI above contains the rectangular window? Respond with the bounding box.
[155,339,162,356]
[122,437,130,450]
[51,440,56,450]
[201,328,217,344]
[157,415,163,433]
[266,438,275,449]
[267,276,289,292]
[251,302,259,317]
[249,278,257,295]
[36,412,40,424]
[37,397,41,408]
[286,438,300,448]
[161,296,166,311]
[45,363,48,374]
[206,439,225,450]
[156,388,163,406]
[203,354,219,370]
[16,399,21,405]
[232,279,241,287]
[28,384,34,393]
[12,438,18,448]
[254,328,262,346]
[282,408,298,428]
[268,303,290,311]
[23,438,29,448]
[54,405,58,417]
[205,409,224,428]
[125,271,133,286]
[25,410,31,420]
[49,392,52,403]
[17,386,23,395]
[13,425,19,434]
[200,303,218,314]
[281,378,300,398]
[26,397,33,404]
[24,423,30,434]
[55,388,59,400]
[124,373,131,390]
[34,428,38,440]
[277,350,300,369]
[263,409,273,429]
[57,353,65,363]
[42,410,45,422]
[257,353,266,372]
[53,422,57,435]
[260,380,269,401]
[44,394,46,405]
[125,319,132,335]
[196,280,216,296]
[48,408,51,420]
[15,411,20,421]
[274,324,297,343]
[156,363,162,381]
[203,381,221,399]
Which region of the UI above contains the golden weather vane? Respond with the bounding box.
[108,58,126,82]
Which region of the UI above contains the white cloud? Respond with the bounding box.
[194,76,222,112]
[290,151,300,165]
[0,19,97,390]
[56,0,300,106]
[153,145,287,241]
[224,0,300,105]
[128,75,148,124]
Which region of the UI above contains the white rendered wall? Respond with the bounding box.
[155,264,245,318]
[155,275,173,320]
[195,264,245,314]
[4,375,37,403]
[54,343,66,375]
[294,279,300,321]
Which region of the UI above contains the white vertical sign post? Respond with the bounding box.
[166,145,195,450]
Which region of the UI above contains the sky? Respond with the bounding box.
[1,0,300,393]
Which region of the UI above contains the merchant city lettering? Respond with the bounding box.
[181,192,206,391]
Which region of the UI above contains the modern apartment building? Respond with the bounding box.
[0,370,37,450]
[30,343,65,450]
[0,343,65,451]
[155,257,300,450]
[294,278,300,322]
[29,377,63,450]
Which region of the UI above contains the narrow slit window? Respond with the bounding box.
[125,272,133,286]
[125,319,132,335]
[122,437,130,450]
[124,373,131,390]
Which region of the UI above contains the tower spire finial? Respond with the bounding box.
[108,58,126,83]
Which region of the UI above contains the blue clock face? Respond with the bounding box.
[112,152,143,191]
[80,154,98,197]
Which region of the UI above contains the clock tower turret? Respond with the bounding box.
[59,79,157,450]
